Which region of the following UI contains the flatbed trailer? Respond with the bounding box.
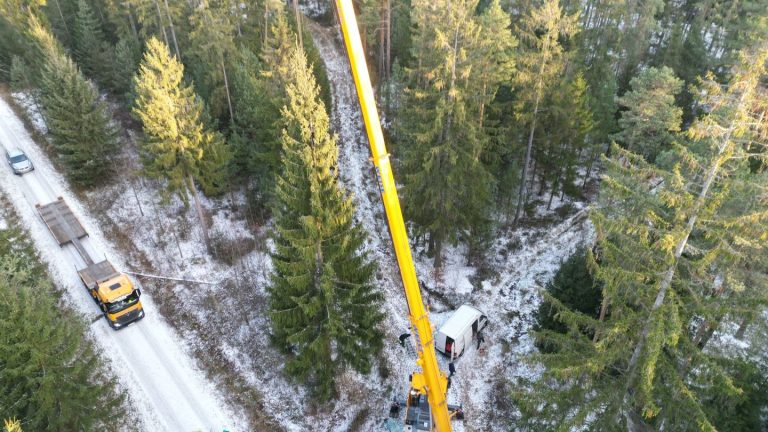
[36,197,145,329]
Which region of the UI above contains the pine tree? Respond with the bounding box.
[30,18,119,187]
[268,44,383,400]
[517,42,768,430]
[613,66,683,163]
[0,252,125,431]
[133,37,230,250]
[511,0,578,224]
[402,0,515,267]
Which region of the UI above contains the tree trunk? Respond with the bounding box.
[514,52,548,225]
[514,99,540,225]
[433,235,443,269]
[547,155,566,210]
[734,315,750,339]
[127,8,139,40]
[593,296,609,342]
[625,125,736,396]
[232,0,242,37]
[582,148,597,189]
[386,0,391,80]
[479,82,487,129]
[379,0,386,86]
[52,0,70,36]
[187,174,211,251]
[163,0,181,58]
[221,57,235,122]
[293,0,303,51]
[263,1,270,47]
[153,0,170,47]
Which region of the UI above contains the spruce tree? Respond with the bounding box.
[9,55,31,92]
[0,250,124,431]
[535,248,600,337]
[517,42,768,431]
[402,0,515,267]
[133,37,230,250]
[512,0,578,224]
[268,44,383,400]
[112,35,140,99]
[187,1,237,124]
[73,0,112,85]
[30,18,119,187]
[613,66,683,163]
[230,14,297,203]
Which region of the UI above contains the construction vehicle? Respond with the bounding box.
[335,1,462,430]
[37,197,145,329]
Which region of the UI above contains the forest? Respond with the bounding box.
[0,0,767,430]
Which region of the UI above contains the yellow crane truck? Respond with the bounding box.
[37,197,145,329]
[336,1,463,430]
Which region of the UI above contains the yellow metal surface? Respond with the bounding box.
[334,1,452,430]
[97,274,135,302]
[108,302,143,322]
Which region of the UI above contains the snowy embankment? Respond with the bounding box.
[308,21,595,431]
[0,95,243,432]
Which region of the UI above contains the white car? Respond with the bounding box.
[5,148,34,175]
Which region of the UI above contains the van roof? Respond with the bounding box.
[438,305,484,338]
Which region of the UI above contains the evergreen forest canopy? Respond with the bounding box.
[0,0,766,429]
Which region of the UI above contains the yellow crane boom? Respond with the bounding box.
[334,1,452,430]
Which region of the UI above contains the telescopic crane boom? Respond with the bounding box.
[334,1,453,430]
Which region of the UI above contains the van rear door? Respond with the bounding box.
[445,336,455,359]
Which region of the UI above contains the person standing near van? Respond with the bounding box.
[448,361,456,377]
[476,331,485,349]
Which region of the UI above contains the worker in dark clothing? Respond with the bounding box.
[399,333,411,347]
[448,361,456,378]
[476,331,485,349]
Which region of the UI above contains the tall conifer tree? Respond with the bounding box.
[230,13,296,203]
[512,0,578,224]
[188,1,237,124]
[517,42,768,431]
[133,37,230,250]
[30,18,119,187]
[402,0,515,267]
[613,66,683,163]
[0,241,124,431]
[73,0,112,84]
[268,44,383,400]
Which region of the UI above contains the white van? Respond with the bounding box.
[435,305,488,359]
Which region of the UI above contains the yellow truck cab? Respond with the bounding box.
[36,197,145,329]
[79,261,144,329]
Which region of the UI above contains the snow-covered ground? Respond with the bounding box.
[0,96,244,432]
